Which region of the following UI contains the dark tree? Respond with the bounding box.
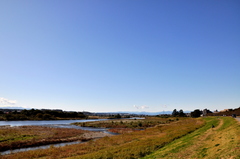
[42,114,52,120]
[179,109,186,117]
[172,109,179,117]
[190,109,202,118]
[114,114,121,118]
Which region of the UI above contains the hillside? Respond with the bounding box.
[1,117,239,159]
[207,107,240,116]
[143,117,240,159]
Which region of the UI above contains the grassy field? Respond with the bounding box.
[0,126,89,152]
[2,117,238,159]
[142,117,240,159]
[1,117,204,159]
[73,117,176,129]
[73,117,178,134]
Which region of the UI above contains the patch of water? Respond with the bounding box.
[0,117,142,155]
[0,119,108,127]
[0,141,84,155]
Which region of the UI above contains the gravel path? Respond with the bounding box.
[236,117,240,122]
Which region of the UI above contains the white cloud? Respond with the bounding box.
[141,105,149,109]
[0,97,17,106]
[133,105,138,109]
[133,105,149,109]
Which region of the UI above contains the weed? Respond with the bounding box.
[200,148,208,157]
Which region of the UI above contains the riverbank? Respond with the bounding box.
[0,125,113,152]
[1,117,205,159]
[0,116,109,121]
[0,119,108,127]
[143,116,240,159]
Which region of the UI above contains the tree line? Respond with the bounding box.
[0,109,87,121]
[172,109,186,117]
[172,109,202,118]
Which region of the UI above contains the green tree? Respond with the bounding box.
[42,114,52,120]
[36,113,43,119]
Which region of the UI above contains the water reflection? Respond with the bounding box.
[0,119,108,127]
[1,141,84,155]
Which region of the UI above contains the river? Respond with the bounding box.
[0,119,108,127]
[0,118,143,155]
[0,119,110,155]
[0,117,143,127]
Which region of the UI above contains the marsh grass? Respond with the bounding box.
[77,118,204,159]
[1,118,204,159]
[0,126,88,151]
[73,117,176,129]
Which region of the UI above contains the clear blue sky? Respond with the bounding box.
[0,0,239,113]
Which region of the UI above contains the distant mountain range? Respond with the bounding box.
[110,111,173,115]
[94,110,191,115]
[0,107,28,110]
[0,107,190,115]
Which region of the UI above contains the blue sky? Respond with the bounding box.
[0,0,239,113]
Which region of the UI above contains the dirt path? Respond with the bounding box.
[168,118,224,158]
[198,117,223,140]
[236,117,240,122]
[143,117,240,159]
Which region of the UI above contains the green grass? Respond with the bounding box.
[217,116,233,131]
[73,118,204,159]
[0,135,36,142]
[142,117,240,159]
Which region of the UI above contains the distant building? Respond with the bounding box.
[220,109,229,112]
[0,109,23,113]
[185,113,191,117]
[41,109,63,112]
[202,109,212,116]
[202,109,208,116]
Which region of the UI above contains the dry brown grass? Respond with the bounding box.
[0,126,89,151]
[143,117,240,159]
[73,116,176,129]
[1,117,204,159]
[108,128,142,134]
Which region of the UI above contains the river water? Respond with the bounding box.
[0,119,108,127]
[0,117,144,127]
[0,141,85,155]
[0,118,143,155]
[0,119,110,155]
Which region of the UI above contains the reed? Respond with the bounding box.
[73,116,177,129]
[0,126,88,151]
[1,118,205,159]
